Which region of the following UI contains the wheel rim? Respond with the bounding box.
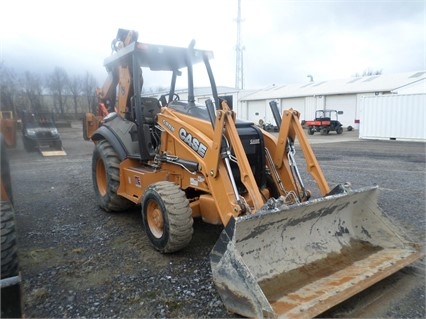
[146,200,164,238]
[96,158,107,196]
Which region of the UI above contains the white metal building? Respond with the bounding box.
[145,71,425,141]
[238,71,426,132]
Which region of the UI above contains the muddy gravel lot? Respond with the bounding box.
[4,123,426,318]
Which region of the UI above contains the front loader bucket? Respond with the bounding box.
[210,186,423,318]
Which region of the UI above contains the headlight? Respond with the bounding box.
[51,128,59,136]
[26,129,36,136]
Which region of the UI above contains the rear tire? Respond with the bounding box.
[142,181,193,253]
[51,139,62,149]
[1,201,18,279]
[308,127,315,135]
[92,139,133,212]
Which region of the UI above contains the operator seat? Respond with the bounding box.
[140,97,161,124]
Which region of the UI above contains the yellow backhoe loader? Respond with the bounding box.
[84,29,423,318]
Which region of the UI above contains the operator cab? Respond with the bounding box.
[168,99,255,127]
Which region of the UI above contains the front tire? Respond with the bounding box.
[23,138,36,152]
[92,139,133,212]
[1,201,18,279]
[142,181,193,253]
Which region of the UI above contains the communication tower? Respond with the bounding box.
[235,0,244,89]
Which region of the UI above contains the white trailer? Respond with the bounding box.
[359,94,426,141]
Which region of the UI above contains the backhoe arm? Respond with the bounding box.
[96,29,139,118]
[84,29,139,140]
[96,73,118,116]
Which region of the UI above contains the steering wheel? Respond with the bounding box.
[160,93,180,106]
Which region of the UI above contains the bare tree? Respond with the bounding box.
[47,67,69,114]
[21,71,44,112]
[354,68,383,77]
[69,75,83,114]
[0,63,18,113]
[142,86,168,94]
[82,72,98,113]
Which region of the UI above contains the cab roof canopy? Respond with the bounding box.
[103,41,214,71]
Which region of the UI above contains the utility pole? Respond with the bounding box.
[235,0,244,90]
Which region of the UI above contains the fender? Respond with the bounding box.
[91,126,127,161]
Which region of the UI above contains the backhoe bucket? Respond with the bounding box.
[210,186,423,318]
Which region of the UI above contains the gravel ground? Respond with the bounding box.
[4,124,425,318]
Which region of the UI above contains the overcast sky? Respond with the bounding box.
[1,0,424,90]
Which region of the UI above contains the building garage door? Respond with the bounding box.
[281,98,304,113]
[281,97,323,121]
[281,98,303,122]
[303,96,325,121]
[247,100,267,125]
[325,94,356,127]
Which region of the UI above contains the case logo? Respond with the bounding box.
[179,128,207,158]
[250,138,260,145]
